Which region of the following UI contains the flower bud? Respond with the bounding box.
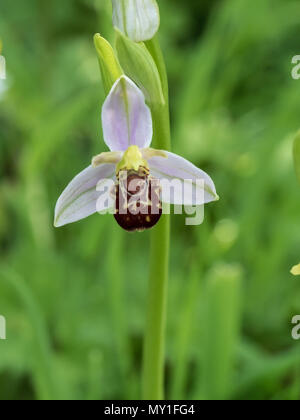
[111,0,160,42]
[94,34,123,94]
[115,30,165,105]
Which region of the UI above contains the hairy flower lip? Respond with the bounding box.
[113,167,162,232]
[54,76,219,228]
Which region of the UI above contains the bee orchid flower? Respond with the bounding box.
[54,76,218,231]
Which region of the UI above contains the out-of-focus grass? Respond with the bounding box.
[0,0,300,400]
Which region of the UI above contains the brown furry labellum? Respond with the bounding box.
[113,167,162,232]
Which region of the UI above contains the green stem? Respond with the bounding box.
[142,215,170,399]
[145,36,169,108]
[142,38,171,400]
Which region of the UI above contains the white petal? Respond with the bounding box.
[148,151,219,206]
[112,0,160,42]
[102,75,153,151]
[54,164,116,227]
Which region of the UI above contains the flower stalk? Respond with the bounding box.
[142,39,171,400]
[143,214,170,399]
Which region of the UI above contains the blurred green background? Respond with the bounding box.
[1,0,300,400]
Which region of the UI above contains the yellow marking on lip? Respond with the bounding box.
[116,146,149,174]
